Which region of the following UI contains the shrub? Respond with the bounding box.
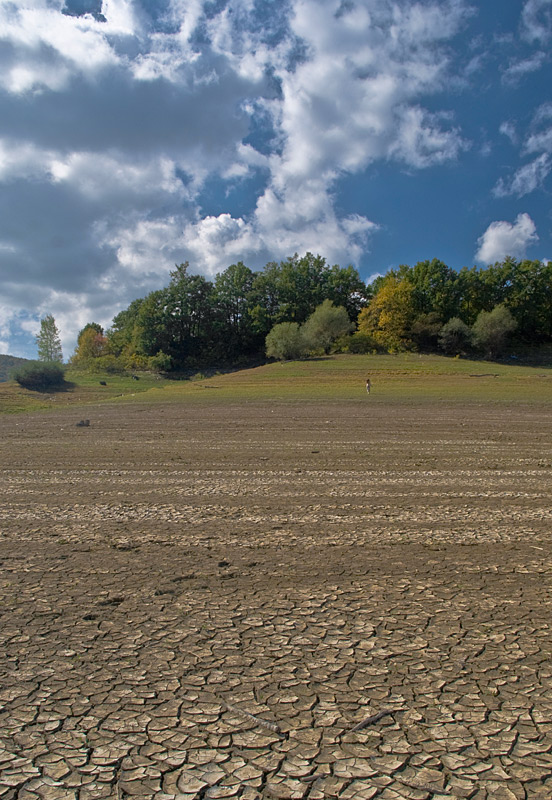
[89,354,125,374]
[265,322,307,361]
[148,351,172,373]
[411,312,442,351]
[438,317,473,355]
[11,360,66,391]
[123,352,150,371]
[301,300,353,354]
[347,331,380,354]
[472,305,517,358]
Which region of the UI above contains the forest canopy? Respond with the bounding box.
[70,253,552,372]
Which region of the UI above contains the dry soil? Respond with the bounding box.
[1,398,551,800]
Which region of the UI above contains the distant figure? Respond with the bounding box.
[366,378,371,394]
[76,419,90,427]
[99,381,107,386]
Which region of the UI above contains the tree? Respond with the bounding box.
[472,304,517,358]
[438,317,473,355]
[324,264,369,321]
[357,274,417,352]
[36,315,63,363]
[301,300,353,354]
[107,298,145,359]
[411,258,460,320]
[72,324,107,366]
[265,322,306,361]
[411,311,443,351]
[213,262,257,359]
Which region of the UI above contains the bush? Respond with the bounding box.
[438,317,473,355]
[123,352,150,371]
[301,300,353,354]
[472,305,517,358]
[11,360,66,391]
[411,312,442,351]
[347,331,380,354]
[265,322,307,361]
[89,354,125,374]
[148,351,172,373]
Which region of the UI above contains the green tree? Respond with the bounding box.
[411,259,460,320]
[438,317,473,355]
[107,298,146,359]
[472,305,517,358]
[505,259,552,342]
[302,300,353,354]
[324,264,369,321]
[456,266,485,325]
[36,315,63,363]
[410,311,443,351]
[213,262,257,358]
[265,322,306,361]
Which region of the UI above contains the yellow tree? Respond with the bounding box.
[72,324,108,366]
[358,274,416,352]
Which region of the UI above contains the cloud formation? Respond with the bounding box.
[0,0,478,356]
[475,213,538,264]
[0,0,549,357]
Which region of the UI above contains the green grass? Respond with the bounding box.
[1,354,551,414]
[119,353,552,406]
[0,369,170,413]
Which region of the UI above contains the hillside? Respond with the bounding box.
[0,354,29,382]
[1,353,551,414]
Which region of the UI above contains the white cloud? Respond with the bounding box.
[525,103,552,153]
[493,153,551,197]
[0,0,124,93]
[0,0,477,356]
[475,213,538,264]
[388,106,468,168]
[502,51,547,84]
[521,0,552,43]
[499,120,518,145]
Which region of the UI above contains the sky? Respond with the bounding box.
[1,0,551,359]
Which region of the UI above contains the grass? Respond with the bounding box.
[0,370,169,414]
[0,353,551,414]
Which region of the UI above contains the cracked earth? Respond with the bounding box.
[1,398,551,800]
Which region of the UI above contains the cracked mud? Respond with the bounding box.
[1,399,551,799]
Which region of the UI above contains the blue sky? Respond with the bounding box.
[1,0,551,358]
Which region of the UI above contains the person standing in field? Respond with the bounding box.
[366,378,371,394]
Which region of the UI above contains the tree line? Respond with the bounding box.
[26,254,552,381]
[72,254,369,371]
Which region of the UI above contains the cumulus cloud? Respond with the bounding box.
[475,213,538,264]
[0,0,476,355]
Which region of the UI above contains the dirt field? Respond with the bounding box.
[1,396,551,800]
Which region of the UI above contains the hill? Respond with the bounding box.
[0,354,29,382]
[0,353,551,414]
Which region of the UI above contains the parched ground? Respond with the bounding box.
[1,397,551,800]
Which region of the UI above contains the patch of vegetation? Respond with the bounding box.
[11,360,67,391]
[0,369,170,413]
[1,353,551,415]
[129,353,552,407]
